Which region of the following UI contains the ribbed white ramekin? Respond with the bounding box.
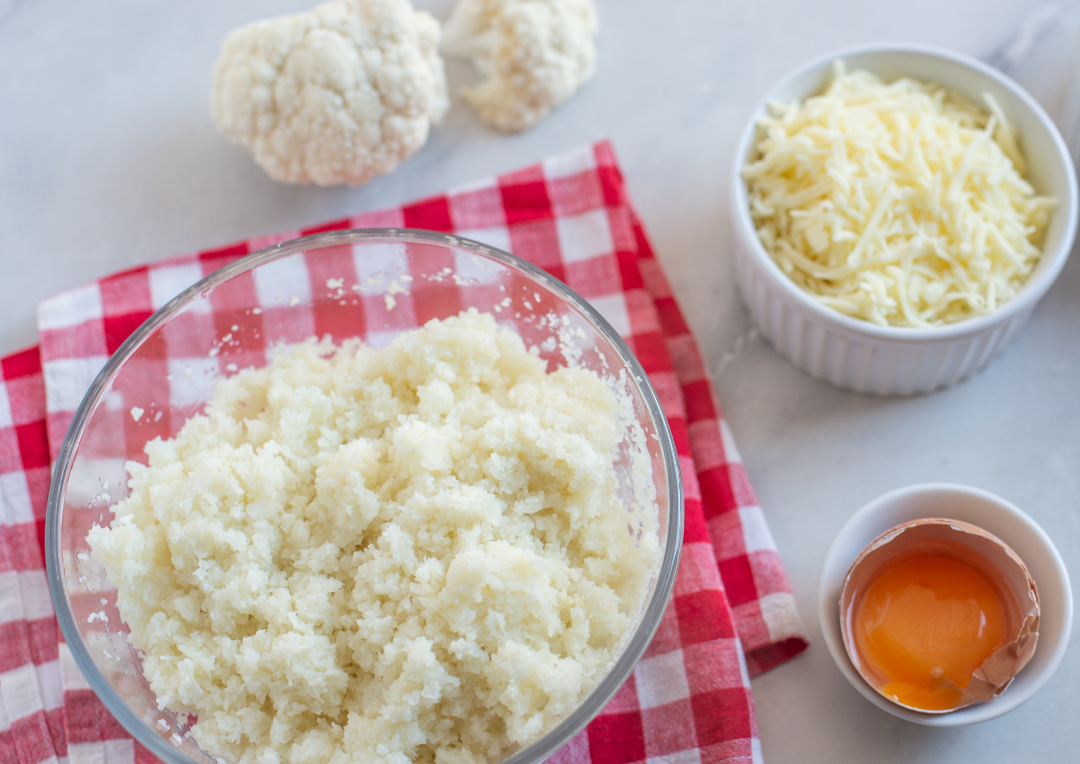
[730,43,1079,396]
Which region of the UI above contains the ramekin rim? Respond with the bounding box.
[730,41,1079,343]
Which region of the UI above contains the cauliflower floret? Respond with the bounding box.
[210,0,449,186]
[441,0,598,132]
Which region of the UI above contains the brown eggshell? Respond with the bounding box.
[838,518,1040,714]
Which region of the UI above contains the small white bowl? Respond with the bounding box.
[819,484,1073,725]
[730,43,1079,395]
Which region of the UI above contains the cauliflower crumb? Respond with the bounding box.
[88,310,658,764]
[210,0,449,186]
[441,0,598,132]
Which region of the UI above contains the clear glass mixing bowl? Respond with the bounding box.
[46,229,683,764]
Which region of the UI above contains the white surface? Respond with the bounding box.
[730,43,1080,395]
[2,0,1079,761]
[819,484,1072,726]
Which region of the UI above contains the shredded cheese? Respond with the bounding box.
[743,62,1057,327]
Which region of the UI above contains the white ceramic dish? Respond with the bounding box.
[819,483,1073,726]
[730,43,1079,396]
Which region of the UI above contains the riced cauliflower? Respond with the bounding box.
[210,0,448,186]
[88,310,658,764]
[441,0,598,131]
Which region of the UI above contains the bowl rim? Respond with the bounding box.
[730,41,1080,342]
[817,482,1073,726]
[45,227,685,764]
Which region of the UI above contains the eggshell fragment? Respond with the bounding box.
[839,518,1040,713]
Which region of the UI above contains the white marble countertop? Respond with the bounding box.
[3,0,1078,761]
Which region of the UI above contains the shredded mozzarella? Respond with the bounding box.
[743,62,1057,327]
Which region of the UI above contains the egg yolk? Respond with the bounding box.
[853,555,1007,711]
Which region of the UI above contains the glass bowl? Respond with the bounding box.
[45,229,684,764]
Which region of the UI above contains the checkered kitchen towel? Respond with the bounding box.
[1,141,806,764]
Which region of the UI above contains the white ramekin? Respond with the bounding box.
[819,484,1073,725]
[730,43,1079,396]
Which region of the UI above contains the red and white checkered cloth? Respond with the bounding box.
[1,141,806,764]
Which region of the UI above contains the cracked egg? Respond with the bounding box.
[840,518,1039,713]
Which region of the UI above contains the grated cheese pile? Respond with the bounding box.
[87,310,658,764]
[742,62,1057,327]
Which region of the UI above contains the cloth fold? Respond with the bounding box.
[0,140,806,764]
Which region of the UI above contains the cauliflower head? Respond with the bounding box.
[441,0,598,132]
[210,0,448,186]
